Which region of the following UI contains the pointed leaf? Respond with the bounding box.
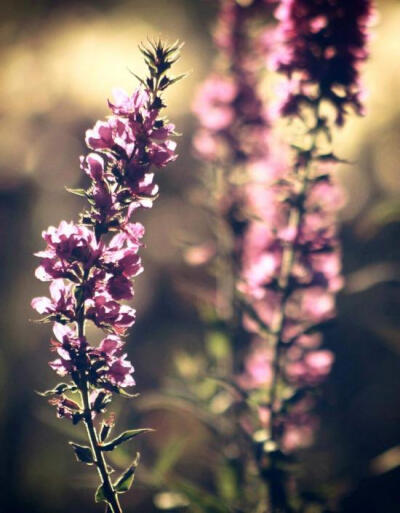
[95,484,106,503]
[69,442,94,465]
[114,453,140,494]
[36,383,76,397]
[65,187,87,197]
[101,428,153,451]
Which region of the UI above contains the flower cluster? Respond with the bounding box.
[238,159,341,450]
[237,0,373,455]
[241,173,344,340]
[269,0,374,124]
[80,62,178,234]
[192,0,273,165]
[32,40,183,511]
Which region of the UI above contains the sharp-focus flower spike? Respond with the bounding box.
[31,39,183,510]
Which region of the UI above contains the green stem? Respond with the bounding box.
[80,380,122,513]
[76,281,122,513]
[263,103,322,513]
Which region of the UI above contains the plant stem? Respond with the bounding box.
[80,380,122,513]
[76,279,122,513]
[263,104,321,513]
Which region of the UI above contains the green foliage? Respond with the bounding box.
[69,442,94,465]
[36,382,77,397]
[100,421,113,443]
[153,437,188,479]
[216,462,238,503]
[65,187,88,197]
[114,452,140,494]
[95,484,106,503]
[205,331,231,362]
[102,382,140,398]
[173,480,231,513]
[100,428,154,451]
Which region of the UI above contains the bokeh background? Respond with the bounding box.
[0,0,400,512]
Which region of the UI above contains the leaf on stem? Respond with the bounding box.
[95,484,106,503]
[69,442,95,465]
[36,382,76,397]
[101,428,154,451]
[102,382,140,398]
[114,452,140,494]
[65,187,88,198]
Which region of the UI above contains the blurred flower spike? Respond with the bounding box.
[190,1,374,512]
[31,39,184,513]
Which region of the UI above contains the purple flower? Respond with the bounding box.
[86,292,136,335]
[270,0,374,124]
[93,335,135,388]
[107,355,135,388]
[108,87,149,117]
[86,117,134,157]
[31,280,75,320]
[32,41,182,505]
[49,323,86,376]
[193,75,238,132]
[35,221,102,281]
[80,153,105,182]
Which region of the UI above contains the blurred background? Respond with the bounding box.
[0,0,400,512]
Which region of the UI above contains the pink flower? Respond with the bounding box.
[86,117,134,156]
[193,75,238,131]
[97,334,124,355]
[238,341,273,389]
[31,280,75,320]
[35,221,102,281]
[108,87,149,117]
[86,293,136,335]
[270,0,374,124]
[80,153,105,182]
[107,355,135,388]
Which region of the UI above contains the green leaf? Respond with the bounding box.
[101,428,153,451]
[95,484,106,503]
[216,463,238,503]
[127,69,146,86]
[65,187,87,197]
[69,442,94,465]
[114,452,140,494]
[168,73,188,86]
[206,331,231,361]
[36,383,76,397]
[102,382,140,398]
[100,422,113,443]
[153,437,187,479]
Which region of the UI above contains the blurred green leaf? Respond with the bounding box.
[216,463,238,503]
[206,331,231,361]
[153,437,188,479]
[174,480,231,513]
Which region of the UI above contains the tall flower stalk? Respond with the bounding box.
[192,1,374,512]
[32,40,183,513]
[240,1,374,511]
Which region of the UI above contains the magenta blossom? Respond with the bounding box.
[31,280,75,321]
[270,0,374,124]
[31,40,183,511]
[35,221,102,281]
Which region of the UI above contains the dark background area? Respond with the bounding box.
[0,0,399,512]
